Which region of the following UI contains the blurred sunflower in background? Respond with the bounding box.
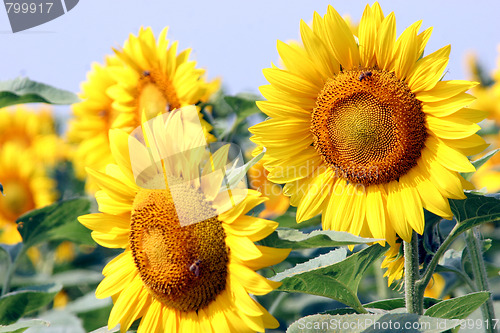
[0,105,67,166]
[250,2,486,282]
[466,51,500,193]
[247,151,289,219]
[79,106,289,332]
[68,27,219,191]
[0,143,57,244]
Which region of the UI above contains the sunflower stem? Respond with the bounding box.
[1,245,24,296]
[374,257,389,300]
[404,231,423,315]
[465,228,496,333]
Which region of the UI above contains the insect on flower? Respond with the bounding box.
[189,259,202,277]
[358,70,372,82]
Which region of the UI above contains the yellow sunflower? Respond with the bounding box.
[79,106,289,332]
[0,143,57,244]
[248,156,290,219]
[69,27,219,191]
[250,2,487,247]
[0,105,66,165]
[466,51,500,125]
[380,240,404,286]
[68,55,120,182]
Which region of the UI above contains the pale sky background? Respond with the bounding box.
[1,0,500,111]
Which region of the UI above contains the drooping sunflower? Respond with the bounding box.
[69,27,219,190]
[0,143,57,244]
[79,106,289,332]
[250,3,487,249]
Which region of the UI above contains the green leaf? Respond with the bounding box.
[0,77,79,108]
[10,269,104,290]
[274,212,321,229]
[0,243,22,264]
[224,95,261,119]
[363,297,442,311]
[462,149,500,181]
[65,292,112,332]
[272,244,386,313]
[0,319,50,333]
[16,198,93,250]
[449,192,500,235]
[225,149,264,190]
[89,327,120,333]
[424,291,490,320]
[259,228,381,249]
[287,313,459,333]
[0,283,62,325]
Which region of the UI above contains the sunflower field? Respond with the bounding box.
[1,2,500,333]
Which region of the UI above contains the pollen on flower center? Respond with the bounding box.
[311,69,427,185]
[129,186,228,312]
[137,69,181,118]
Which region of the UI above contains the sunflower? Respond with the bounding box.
[248,155,289,219]
[380,240,404,286]
[68,55,120,183]
[69,27,219,191]
[0,143,57,244]
[79,106,289,332]
[250,2,487,248]
[0,105,66,166]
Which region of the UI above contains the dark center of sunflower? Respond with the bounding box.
[129,185,228,312]
[311,69,427,185]
[137,69,181,120]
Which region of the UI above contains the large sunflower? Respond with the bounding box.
[69,27,219,190]
[0,143,57,244]
[250,2,487,247]
[79,106,289,332]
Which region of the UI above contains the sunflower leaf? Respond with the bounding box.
[224,149,264,190]
[0,283,61,325]
[286,313,459,333]
[0,319,50,333]
[272,244,386,313]
[424,292,490,320]
[449,192,500,235]
[259,228,381,249]
[16,198,93,250]
[461,148,500,181]
[0,77,79,108]
[0,243,22,265]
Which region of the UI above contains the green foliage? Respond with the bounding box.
[0,77,79,108]
[16,198,93,250]
[424,292,490,320]
[450,192,500,235]
[259,228,381,249]
[273,244,386,313]
[462,148,500,181]
[287,313,459,333]
[0,319,50,333]
[0,284,61,325]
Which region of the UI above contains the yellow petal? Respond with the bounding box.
[324,5,360,70]
[375,12,396,70]
[416,80,477,103]
[426,114,480,139]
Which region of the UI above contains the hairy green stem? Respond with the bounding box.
[374,257,389,300]
[416,223,461,297]
[465,228,496,333]
[1,247,24,296]
[404,231,423,314]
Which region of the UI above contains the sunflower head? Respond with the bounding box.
[79,106,289,332]
[0,143,57,244]
[250,2,487,252]
[69,27,219,192]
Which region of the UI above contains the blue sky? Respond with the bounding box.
[1,0,499,103]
